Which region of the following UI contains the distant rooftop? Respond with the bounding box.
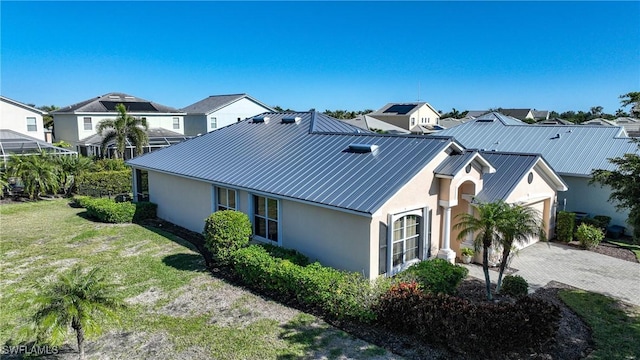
[53,92,183,114]
[180,93,274,115]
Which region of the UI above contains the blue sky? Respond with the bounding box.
[1,1,639,114]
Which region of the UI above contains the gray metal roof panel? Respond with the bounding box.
[476,152,539,202]
[433,150,478,177]
[437,113,638,176]
[127,112,453,214]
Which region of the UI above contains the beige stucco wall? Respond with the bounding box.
[0,99,45,140]
[415,104,440,125]
[147,171,213,233]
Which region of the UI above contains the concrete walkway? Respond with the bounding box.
[463,242,640,305]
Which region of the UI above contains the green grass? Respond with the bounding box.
[559,289,640,359]
[605,238,640,262]
[0,200,387,359]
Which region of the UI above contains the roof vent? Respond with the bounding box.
[281,116,301,124]
[252,116,270,124]
[124,96,135,99]
[553,133,561,139]
[348,143,379,154]
[108,95,121,99]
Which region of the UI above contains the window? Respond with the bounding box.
[83,117,92,130]
[172,117,180,129]
[411,118,416,126]
[210,117,217,129]
[253,195,278,242]
[26,117,37,132]
[217,187,236,211]
[392,215,421,267]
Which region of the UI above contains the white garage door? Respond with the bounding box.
[515,200,546,250]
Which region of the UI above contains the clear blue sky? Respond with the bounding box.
[1,1,639,114]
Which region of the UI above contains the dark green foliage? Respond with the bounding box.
[556,211,576,242]
[397,259,468,295]
[133,201,157,221]
[76,170,131,197]
[93,158,128,172]
[576,223,605,249]
[71,195,93,208]
[593,215,612,231]
[500,275,529,297]
[84,198,136,223]
[259,242,310,266]
[232,245,377,321]
[203,210,252,265]
[375,282,560,356]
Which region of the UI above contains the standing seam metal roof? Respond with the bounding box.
[475,152,541,203]
[127,111,454,214]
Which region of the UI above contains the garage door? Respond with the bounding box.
[514,200,546,250]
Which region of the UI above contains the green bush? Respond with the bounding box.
[71,195,93,208]
[133,201,157,221]
[232,244,380,321]
[260,242,310,266]
[556,211,576,242]
[576,223,605,249]
[93,158,128,172]
[500,275,529,297]
[76,170,131,197]
[593,215,612,231]
[375,282,561,356]
[203,210,252,265]
[397,258,468,295]
[84,198,135,223]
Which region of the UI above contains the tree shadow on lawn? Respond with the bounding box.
[162,253,206,272]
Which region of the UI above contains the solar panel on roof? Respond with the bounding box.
[100,101,157,112]
[383,104,417,115]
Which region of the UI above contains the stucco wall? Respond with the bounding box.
[559,176,629,228]
[0,100,45,140]
[209,98,271,131]
[415,104,440,125]
[147,171,213,233]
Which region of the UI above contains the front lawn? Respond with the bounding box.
[0,200,392,359]
[559,289,640,359]
[605,238,640,262]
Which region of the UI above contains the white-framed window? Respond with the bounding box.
[26,117,37,132]
[392,215,420,267]
[253,194,279,243]
[217,187,237,211]
[411,117,416,126]
[83,117,92,130]
[172,117,180,129]
[382,208,429,276]
[210,117,217,129]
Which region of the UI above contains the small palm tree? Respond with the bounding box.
[6,152,60,199]
[495,204,545,293]
[96,103,149,159]
[31,266,124,360]
[55,155,95,196]
[454,200,511,300]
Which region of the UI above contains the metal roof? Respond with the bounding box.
[53,93,183,114]
[437,112,639,177]
[476,152,540,203]
[434,150,480,177]
[0,129,77,159]
[180,93,274,115]
[341,115,410,135]
[127,111,456,215]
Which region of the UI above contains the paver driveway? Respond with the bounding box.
[464,242,640,305]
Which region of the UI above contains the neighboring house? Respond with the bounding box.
[437,112,639,229]
[0,129,76,164]
[438,117,472,130]
[582,118,618,126]
[368,102,440,131]
[341,115,409,135]
[76,128,191,159]
[181,94,274,135]
[0,96,47,141]
[536,118,574,125]
[615,117,640,137]
[468,109,549,121]
[52,92,185,155]
[410,124,446,134]
[532,110,550,120]
[465,110,489,119]
[127,111,566,279]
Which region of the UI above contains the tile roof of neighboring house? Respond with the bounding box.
[0,129,77,156]
[369,102,439,117]
[53,93,183,114]
[341,115,410,134]
[436,112,638,177]
[0,96,48,115]
[127,111,458,215]
[180,93,274,115]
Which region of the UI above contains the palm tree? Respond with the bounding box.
[96,103,148,159]
[6,152,60,199]
[454,200,511,300]
[495,204,545,293]
[55,155,95,196]
[31,266,124,360]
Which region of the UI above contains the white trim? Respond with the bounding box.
[388,208,425,276]
[250,193,281,246]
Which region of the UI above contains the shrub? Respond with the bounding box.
[260,242,310,266]
[398,258,468,295]
[93,158,128,172]
[84,198,135,223]
[203,210,252,265]
[71,195,93,208]
[556,211,576,242]
[576,223,605,249]
[133,202,157,221]
[76,170,131,197]
[593,215,612,231]
[375,285,560,356]
[500,275,529,297]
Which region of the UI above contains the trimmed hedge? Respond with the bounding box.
[556,211,576,242]
[84,198,136,223]
[375,282,561,356]
[501,275,529,297]
[133,201,157,221]
[232,244,380,321]
[76,170,131,197]
[204,211,252,265]
[397,258,468,295]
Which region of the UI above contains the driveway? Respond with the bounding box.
[464,242,640,305]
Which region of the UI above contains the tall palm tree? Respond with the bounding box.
[96,103,148,159]
[454,200,511,300]
[495,204,545,293]
[31,266,124,360]
[6,152,60,199]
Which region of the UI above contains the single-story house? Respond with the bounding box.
[437,112,639,230]
[127,111,566,279]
